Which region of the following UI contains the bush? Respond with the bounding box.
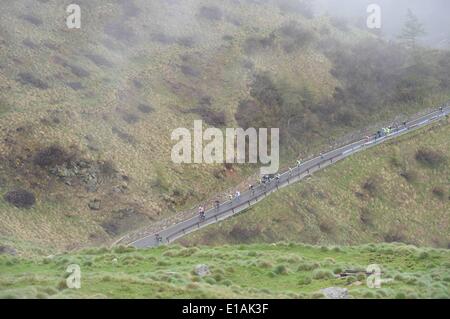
[360,208,373,226]
[312,269,335,280]
[363,290,376,298]
[273,264,289,275]
[279,22,316,53]
[104,22,136,43]
[417,251,429,260]
[356,273,366,281]
[121,113,139,124]
[156,260,170,267]
[4,189,36,209]
[118,0,140,18]
[329,16,349,32]
[137,104,154,114]
[213,273,223,282]
[67,82,83,90]
[229,224,262,242]
[57,280,67,290]
[85,54,113,68]
[190,108,227,126]
[278,0,314,18]
[40,287,58,296]
[222,279,233,287]
[432,187,445,199]
[415,148,446,168]
[250,74,283,108]
[23,39,38,49]
[66,63,90,78]
[21,14,43,26]
[333,267,343,275]
[345,276,357,285]
[151,33,175,45]
[112,127,136,145]
[132,79,143,89]
[33,146,69,167]
[204,277,216,285]
[362,176,381,196]
[309,292,325,299]
[400,170,418,183]
[258,260,273,269]
[181,65,200,78]
[235,100,263,129]
[395,292,407,299]
[113,246,135,254]
[198,6,223,21]
[177,36,196,48]
[297,262,319,271]
[319,220,334,234]
[395,61,440,103]
[298,276,312,285]
[17,73,48,89]
[243,35,274,55]
[384,231,406,244]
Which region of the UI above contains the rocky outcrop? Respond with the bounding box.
[321,287,350,299]
[194,264,210,277]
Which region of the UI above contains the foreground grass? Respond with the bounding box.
[0,243,449,299]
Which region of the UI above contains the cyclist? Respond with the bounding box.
[198,206,205,220]
[296,159,302,167]
[155,234,162,243]
[260,177,267,188]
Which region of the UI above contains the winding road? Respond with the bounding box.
[130,106,450,249]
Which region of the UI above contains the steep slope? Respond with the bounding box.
[1,0,449,250]
[182,120,450,248]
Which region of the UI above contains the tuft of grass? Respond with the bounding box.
[0,243,448,299]
[273,264,289,275]
[312,269,335,280]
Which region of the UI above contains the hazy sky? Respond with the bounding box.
[315,0,450,48]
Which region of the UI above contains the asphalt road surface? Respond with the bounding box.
[130,106,450,248]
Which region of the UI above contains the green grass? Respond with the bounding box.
[182,120,450,248]
[0,242,449,299]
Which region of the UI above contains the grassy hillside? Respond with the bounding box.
[1,0,450,251]
[182,120,450,248]
[1,243,449,299]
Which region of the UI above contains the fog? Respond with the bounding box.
[315,0,450,48]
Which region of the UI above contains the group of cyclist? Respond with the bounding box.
[197,159,306,220]
[192,108,449,228]
[375,127,392,139]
